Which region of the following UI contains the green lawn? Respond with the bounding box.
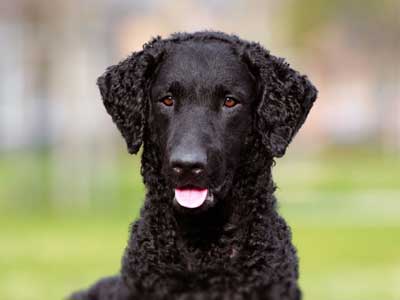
[1,216,398,300]
[0,149,399,300]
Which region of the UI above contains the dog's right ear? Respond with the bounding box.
[97,38,164,154]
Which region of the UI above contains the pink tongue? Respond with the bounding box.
[174,189,208,208]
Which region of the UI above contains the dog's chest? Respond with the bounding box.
[177,239,240,273]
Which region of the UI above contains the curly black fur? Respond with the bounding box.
[69,31,317,300]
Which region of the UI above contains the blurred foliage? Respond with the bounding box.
[285,0,400,45]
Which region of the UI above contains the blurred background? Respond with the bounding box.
[0,0,399,299]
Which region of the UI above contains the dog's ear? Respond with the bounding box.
[97,39,164,154]
[242,43,317,157]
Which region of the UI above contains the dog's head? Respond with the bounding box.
[97,32,317,211]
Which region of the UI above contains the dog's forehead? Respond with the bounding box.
[155,41,252,87]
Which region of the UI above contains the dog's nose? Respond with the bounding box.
[170,151,207,177]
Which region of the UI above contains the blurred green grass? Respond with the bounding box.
[0,149,399,300]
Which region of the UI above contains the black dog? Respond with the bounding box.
[70,31,317,300]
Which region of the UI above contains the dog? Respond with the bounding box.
[69,31,317,300]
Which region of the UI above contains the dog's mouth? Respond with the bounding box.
[174,188,214,209]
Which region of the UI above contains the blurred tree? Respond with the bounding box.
[285,0,400,48]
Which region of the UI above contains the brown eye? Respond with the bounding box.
[161,96,174,106]
[224,97,238,108]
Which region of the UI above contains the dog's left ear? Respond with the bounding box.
[97,38,164,154]
[242,43,318,157]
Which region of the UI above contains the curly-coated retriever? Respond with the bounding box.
[69,31,317,300]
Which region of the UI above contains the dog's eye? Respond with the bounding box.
[224,97,238,108]
[160,96,174,107]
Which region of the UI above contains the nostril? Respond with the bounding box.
[172,166,183,175]
[192,168,204,175]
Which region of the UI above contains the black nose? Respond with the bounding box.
[170,150,207,177]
